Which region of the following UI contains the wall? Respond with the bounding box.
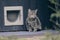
[0,0,48,31]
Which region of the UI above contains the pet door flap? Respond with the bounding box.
[4,6,23,26]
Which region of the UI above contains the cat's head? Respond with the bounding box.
[28,9,38,18]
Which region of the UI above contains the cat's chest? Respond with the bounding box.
[28,18,37,24]
[28,18,36,21]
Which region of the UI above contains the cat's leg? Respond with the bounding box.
[29,27,32,32]
[30,21,37,32]
[26,18,32,32]
[28,25,32,32]
[33,27,37,32]
[27,24,32,32]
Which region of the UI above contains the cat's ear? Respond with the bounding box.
[28,9,31,13]
[28,9,31,16]
[35,9,38,14]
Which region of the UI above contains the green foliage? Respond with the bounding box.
[49,0,60,30]
[49,0,60,5]
[49,0,56,4]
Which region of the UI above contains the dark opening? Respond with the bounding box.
[7,10,20,22]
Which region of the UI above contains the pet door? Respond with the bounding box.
[7,10,19,22]
[4,6,23,26]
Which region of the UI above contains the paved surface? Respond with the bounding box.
[0,30,59,37]
[0,30,60,40]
